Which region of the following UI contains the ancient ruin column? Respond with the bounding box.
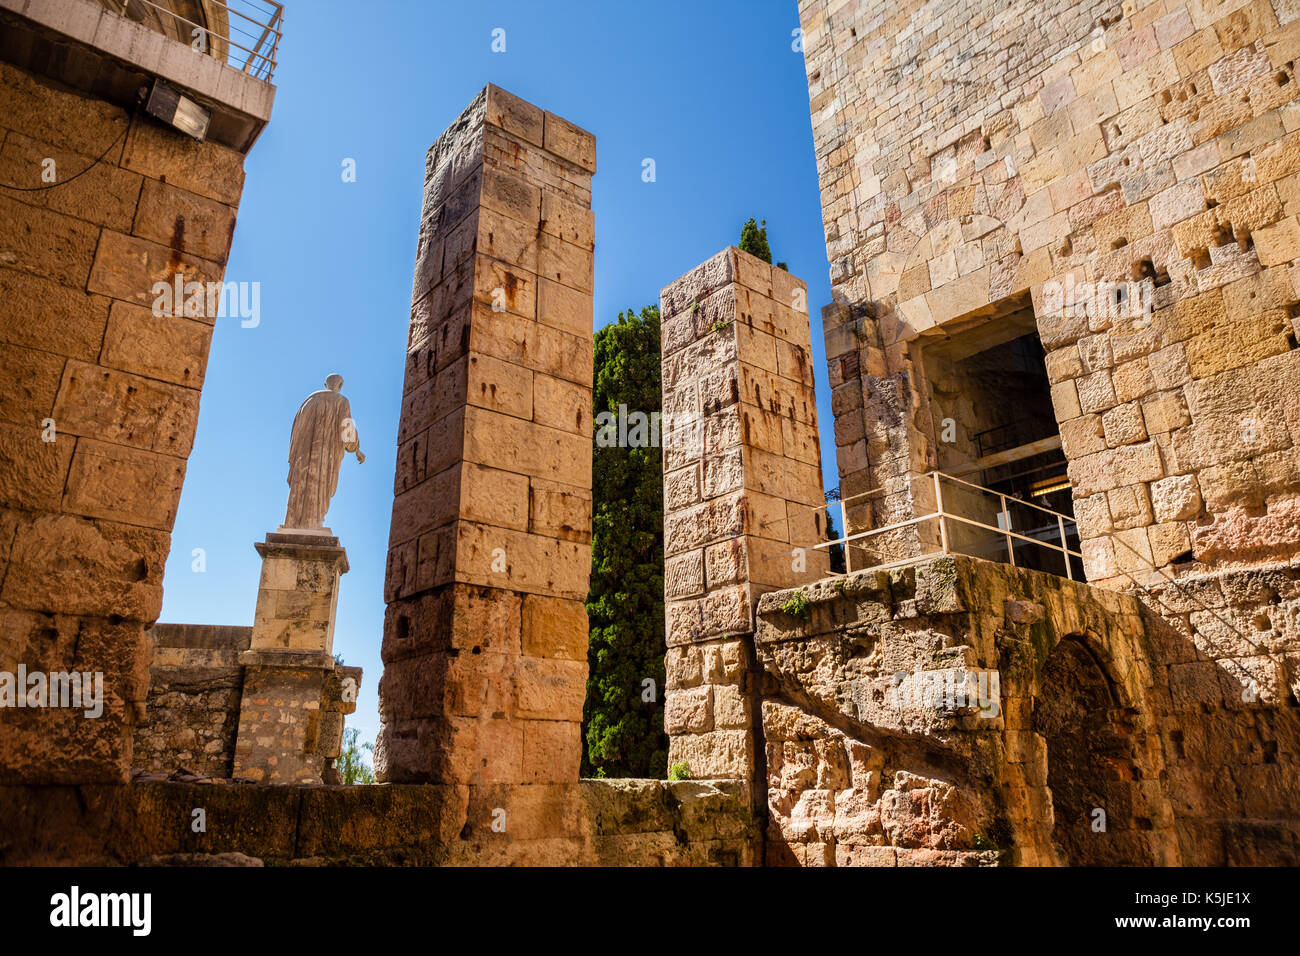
[659,248,829,781]
[376,86,595,787]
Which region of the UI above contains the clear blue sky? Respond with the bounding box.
[161,0,835,748]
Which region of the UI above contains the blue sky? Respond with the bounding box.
[162,0,835,747]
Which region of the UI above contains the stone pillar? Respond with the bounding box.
[231,531,351,784]
[375,85,595,787]
[659,248,829,782]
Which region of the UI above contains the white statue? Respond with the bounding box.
[283,374,364,530]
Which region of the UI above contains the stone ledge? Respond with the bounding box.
[0,0,274,151]
[0,778,759,866]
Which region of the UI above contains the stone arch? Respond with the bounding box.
[1034,636,1148,865]
[1027,630,1176,866]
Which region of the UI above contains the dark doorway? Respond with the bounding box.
[920,297,1082,578]
[1033,638,1157,866]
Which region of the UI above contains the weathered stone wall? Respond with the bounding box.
[754,554,1300,865]
[659,249,829,785]
[0,52,251,783]
[376,86,596,789]
[800,0,1300,587]
[0,778,758,866]
[132,624,251,779]
[1138,557,1300,862]
[132,622,363,784]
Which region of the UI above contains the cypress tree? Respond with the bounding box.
[738,217,773,264]
[582,305,667,778]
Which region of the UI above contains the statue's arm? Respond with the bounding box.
[341,403,363,461]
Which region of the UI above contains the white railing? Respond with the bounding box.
[773,472,1275,667]
[779,470,1084,581]
[123,0,283,81]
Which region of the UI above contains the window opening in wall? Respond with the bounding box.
[920,296,1082,578]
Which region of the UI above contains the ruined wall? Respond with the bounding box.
[659,249,829,784]
[132,624,251,779]
[132,622,362,784]
[800,0,1300,587]
[0,54,251,783]
[377,86,596,789]
[754,554,1300,865]
[0,777,758,866]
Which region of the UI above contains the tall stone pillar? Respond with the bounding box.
[659,248,829,781]
[376,86,595,787]
[232,530,352,784]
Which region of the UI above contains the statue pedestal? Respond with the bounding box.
[231,531,355,784]
[249,530,349,654]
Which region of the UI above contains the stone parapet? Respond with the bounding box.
[0,777,759,867]
[753,554,1300,866]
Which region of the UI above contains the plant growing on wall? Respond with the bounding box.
[583,305,668,779]
[781,590,811,619]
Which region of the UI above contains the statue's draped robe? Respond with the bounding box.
[284,389,357,528]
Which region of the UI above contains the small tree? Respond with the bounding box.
[739,217,772,264]
[826,509,846,574]
[336,727,374,784]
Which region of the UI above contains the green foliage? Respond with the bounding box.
[668,761,691,781]
[974,833,998,851]
[710,319,730,333]
[583,305,668,779]
[336,727,374,785]
[781,590,811,620]
[826,509,846,574]
[738,217,773,264]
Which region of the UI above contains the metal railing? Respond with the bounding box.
[775,470,1085,581]
[767,472,1275,676]
[119,0,283,81]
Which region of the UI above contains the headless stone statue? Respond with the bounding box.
[283,374,364,530]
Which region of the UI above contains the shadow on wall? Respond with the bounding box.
[752,555,1300,867]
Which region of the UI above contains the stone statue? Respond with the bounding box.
[283,374,364,530]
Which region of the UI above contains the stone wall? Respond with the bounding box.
[132,622,363,784]
[0,778,758,866]
[376,86,596,789]
[659,249,830,786]
[132,624,250,779]
[0,49,254,783]
[799,0,1300,587]
[753,554,1300,865]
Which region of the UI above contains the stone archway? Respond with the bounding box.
[1032,636,1157,866]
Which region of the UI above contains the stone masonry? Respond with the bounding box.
[659,249,831,785]
[796,0,1300,865]
[231,531,353,783]
[376,85,597,790]
[132,624,251,779]
[0,0,271,784]
[132,622,362,784]
[801,0,1300,587]
[755,554,1300,866]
